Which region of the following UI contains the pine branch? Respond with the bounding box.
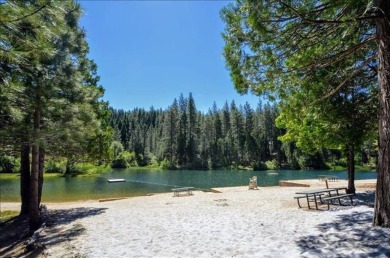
[1,2,50,24]
[280,1,379,24]
[319,55,376,101]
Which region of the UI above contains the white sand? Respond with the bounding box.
[3,185,390,257]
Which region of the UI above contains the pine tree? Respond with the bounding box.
[0,0,108,231]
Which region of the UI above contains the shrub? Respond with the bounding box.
[160,158,176,169]
[252,161,268,171]
[0,154,18,173]
[45,159,66,173]
[111,154,128,168]
[65,160,83,175]
[265,159,279,170]
[335,158,347,167]
[123,151,137,167]
[147,154,159,167]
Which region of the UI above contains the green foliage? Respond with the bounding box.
[252,161,267,171]
[108,97,288,170]
[109,141,124,160]
[65,160,83,175]
[123,151,137,167]
[111,155,128,169]
[265,160,279,170]
[45,159,66,174]
[73,163,107,174]
[109,94,379,170]
[0,154,19,173]
[220,0,380,198]
[160,158,176,170]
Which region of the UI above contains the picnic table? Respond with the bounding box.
[294,187,347,210]
[171,187,195,197]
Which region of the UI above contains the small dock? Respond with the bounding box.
[107,179,126,183]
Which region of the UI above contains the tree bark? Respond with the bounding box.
[20,140,30,215]
[346,144,356,194]
[373,0,390,227]
[38,148,45,207]
[29,102,41,231]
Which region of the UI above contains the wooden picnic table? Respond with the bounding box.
[295,187,346,210]
[171,187,195,197]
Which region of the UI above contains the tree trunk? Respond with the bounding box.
[38,148,45,207]
[20,140,30,215]
[29,103,41,231]
[373,0,390,227]
[346,144,356,194]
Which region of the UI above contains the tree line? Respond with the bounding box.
[108,93,376,171]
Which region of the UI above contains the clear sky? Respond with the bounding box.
[79,1,260,112]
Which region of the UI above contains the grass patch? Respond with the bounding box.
[0,173,64,179]
[326,164,377,172]
[355,165,376,171]
[327,165,346,171]
[0,210,19,223]
[0,173,20,179]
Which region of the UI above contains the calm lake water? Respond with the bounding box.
[0,169,377,202]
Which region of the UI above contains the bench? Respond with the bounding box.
[321,194,354,210]
[172,187,195,197]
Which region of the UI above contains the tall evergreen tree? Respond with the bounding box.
[243,102,257,166]
[221,0,389,226]
[186,93,198,164]
[0,0,108,230]
[177,93,187,165]
[162,99,179,167]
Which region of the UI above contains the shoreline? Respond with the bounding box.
[1,179,377,211]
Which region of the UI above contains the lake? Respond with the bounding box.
[0,169,377,202]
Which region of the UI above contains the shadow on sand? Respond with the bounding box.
[297,191,390,257]
[0,207,107,257]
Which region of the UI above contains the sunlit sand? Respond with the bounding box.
[2,179,389,257]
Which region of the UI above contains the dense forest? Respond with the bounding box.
[107,93,377,171]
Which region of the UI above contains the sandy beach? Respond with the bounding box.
[1,179,390,257]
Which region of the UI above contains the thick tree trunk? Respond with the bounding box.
[29,104,41,231]
[346,144,356,194]
[373,0,390,227]
[20,140,30,215]
[29,144,40,231]
[38,148,45,207]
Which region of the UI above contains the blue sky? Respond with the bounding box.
[79,1,260,112]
